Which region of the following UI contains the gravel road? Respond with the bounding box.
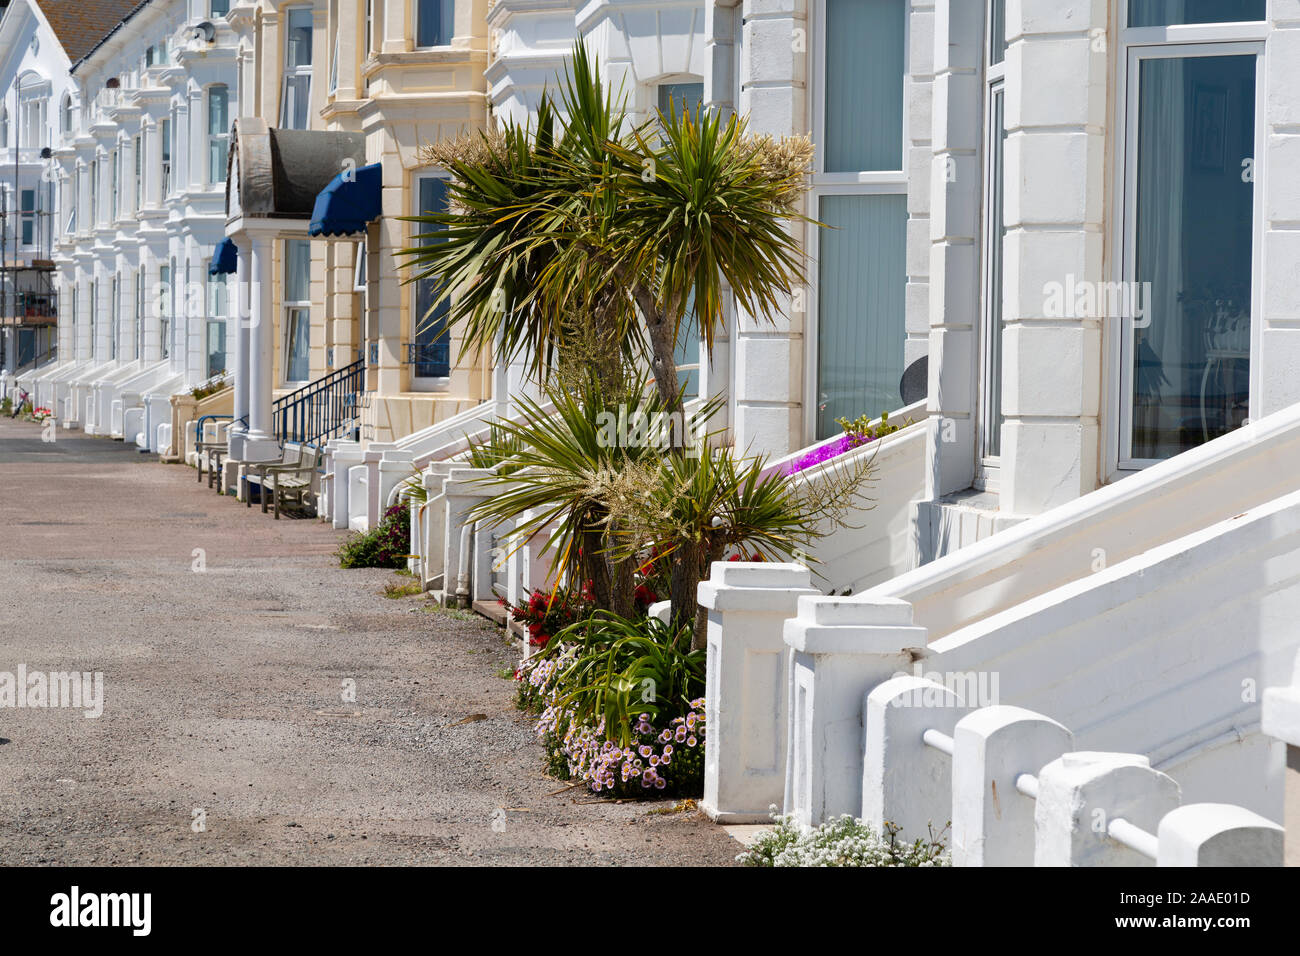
[0,417,740,866]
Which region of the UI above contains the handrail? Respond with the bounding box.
[921,724,1160,861]
[273,359,364,447]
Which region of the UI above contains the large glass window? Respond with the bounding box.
[823,0,904,172]
[159,263,171,359]
[133,134,142,210]
[812,0,908,439]
[281,7,314,130]
[412,175,450,380]
[20,188,35,246]
[1128,0,1265,27]
[416,0,455,48]
[284,239,312,382]
[211,0,230,15]
[111,148,119,220]
[207,274,227,378]
[160,118,172,196]
[110,276,119,360]
[816,195,907,435]
[89,159,98,226]
[1123,50,1257,462]
[136,265,145,358]
[208,85,229,185]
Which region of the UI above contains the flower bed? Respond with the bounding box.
[519,652,706,796]
[782,410,908,476]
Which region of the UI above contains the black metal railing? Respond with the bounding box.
[404,339,450,378]
[272,359,363,446]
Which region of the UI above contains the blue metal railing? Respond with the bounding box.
[195,413,232,439]
[272,359,363,446]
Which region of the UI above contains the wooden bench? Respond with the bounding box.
[247,444,324,519]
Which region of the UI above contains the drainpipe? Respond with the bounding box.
[456,521,474,608]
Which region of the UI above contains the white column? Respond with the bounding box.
[1000,0,1107,514]
[244,231,279,460]
[697,562,819,823]
[924,0,982,501]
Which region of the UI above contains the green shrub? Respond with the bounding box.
[337,501,412,569]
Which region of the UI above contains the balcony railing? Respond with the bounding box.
[272,358,364,446]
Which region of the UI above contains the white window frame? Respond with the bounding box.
[280,6,315,131]
[804,0,910,445]
[975,0,1008,490]
[1106,13,1267,477]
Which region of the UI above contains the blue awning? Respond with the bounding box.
[209,237,238,276]
[309,162,383,237]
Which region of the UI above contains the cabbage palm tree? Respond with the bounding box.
[397,42,815,637]
[398,41,812,417]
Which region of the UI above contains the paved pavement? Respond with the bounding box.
[0,417,740,865]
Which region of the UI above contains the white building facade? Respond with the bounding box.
[0,0,81,386]
[14,0,239,451]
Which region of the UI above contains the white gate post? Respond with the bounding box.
[1156,804,1284,867]
[1035,752,1180,866]
[951,705,1073,867]
[862,675,971,841]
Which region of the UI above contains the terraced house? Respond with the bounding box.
[0,0,85,387]
[213,0,491,484]
[3,0,1300,863]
